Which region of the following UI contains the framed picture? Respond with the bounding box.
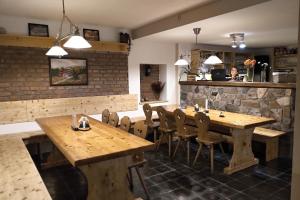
[49,58,88,86]
[83,29,100,41]
[28,23,49,37]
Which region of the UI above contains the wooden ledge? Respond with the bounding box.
[179,81,296,89]
[0,34,128,53]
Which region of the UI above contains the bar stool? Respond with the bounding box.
[192,112,228,173]
[156,106,176,157]
[108,112,119,127]
[143,103,160,145]
[102,109,110,124]
[128,121,150,200]
[172,109,197,164]
[119,116,131,132]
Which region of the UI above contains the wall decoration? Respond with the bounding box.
[49,58,88,86]
[28,23,49,37]
[83,29,100,41]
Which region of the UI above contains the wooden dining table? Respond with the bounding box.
[36,115,155,200]
[154,104,276,175]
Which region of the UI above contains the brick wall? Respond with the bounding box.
[140,64,159,101]
[0,46,128,102]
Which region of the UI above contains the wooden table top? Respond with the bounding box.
[36,115,155,166]
[156,104,275,129]
[0,138,51,200]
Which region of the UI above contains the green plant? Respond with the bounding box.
[151,81,165,98]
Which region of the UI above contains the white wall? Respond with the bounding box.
[128,39,177,104]
[0,14,129,42]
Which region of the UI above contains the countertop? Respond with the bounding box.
[179,81,296,89]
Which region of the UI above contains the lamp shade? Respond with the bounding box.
[174,58,189,66]
[46,45,68,57]
[204,55,223,65]
[63,35,92,49]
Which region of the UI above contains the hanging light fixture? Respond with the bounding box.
[230,33,246,49]
[46,0,91,57]
[174,27,201,66]
[174,55,189,66]
[204,55,223,65]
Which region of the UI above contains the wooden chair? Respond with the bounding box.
[119,116,131,132]
[156,106,176,157]
[192,112,228,173]
[127,121,150,200]
[108,112,119,127]
[143,103,160,145]
[102,109,110,124]
[172,109,197,164]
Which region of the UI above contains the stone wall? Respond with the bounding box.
[0,46,128,102]
[180,85,296,132]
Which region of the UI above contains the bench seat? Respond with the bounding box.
[0,137,51,200]
[253,127,286,161]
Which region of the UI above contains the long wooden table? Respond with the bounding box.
[157,105,276,175]
[36,115,155,200]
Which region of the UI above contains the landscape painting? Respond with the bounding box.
[49,58,88,86]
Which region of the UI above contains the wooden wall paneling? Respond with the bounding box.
[0,101,27,123]
[0,94,138,124]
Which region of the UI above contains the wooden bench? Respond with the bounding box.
[253,127,286,161]
[0,137,51,200]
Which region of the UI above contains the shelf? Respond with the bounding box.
[0,34,128,53]
[179,81,296,89]
[274,54,297,58]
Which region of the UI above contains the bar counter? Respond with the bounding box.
[179,81,296,89]
[179,81,296,132]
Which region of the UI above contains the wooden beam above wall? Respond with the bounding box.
[132,0,271,39]
[0,35,128,53]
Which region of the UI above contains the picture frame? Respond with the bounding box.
[28,23,49,37]
[49,58,88,86]
[83,29,100,41]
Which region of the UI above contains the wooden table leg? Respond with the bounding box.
[79,156,134,200]
[224,128,258,175]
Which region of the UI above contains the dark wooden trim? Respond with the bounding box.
[179,81,296,89]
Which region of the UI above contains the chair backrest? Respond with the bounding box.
[174,109,186,135]
[102,109,110,124]
[133,121,148,139]
[108,112,119,127]
[156,106,170,130]
[194,112,210,139]
[143,103,153,126]
[120,116,131,132]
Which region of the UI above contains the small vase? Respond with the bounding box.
[246,67,254,82]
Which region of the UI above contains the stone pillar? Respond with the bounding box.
[291,2,300,199]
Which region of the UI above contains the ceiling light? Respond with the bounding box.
[63,28,92,49]
[231,41,238,48]
[174,55,189,66]
[239,41,246,49]
[46,45,68,57]
[204,55,223,65]
[230,33,246,49]
[193,28,201,44]
[46,0,91,57]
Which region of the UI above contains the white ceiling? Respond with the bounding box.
[145,0,299,48]
[0,0,214,29]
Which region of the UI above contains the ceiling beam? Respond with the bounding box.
[132,0,271,40]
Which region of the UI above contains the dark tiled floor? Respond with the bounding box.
[37,144,292,200]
